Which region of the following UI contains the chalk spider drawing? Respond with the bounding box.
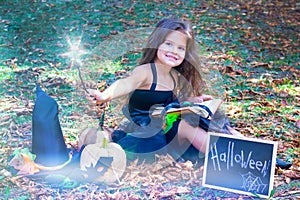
[241,172,267,194]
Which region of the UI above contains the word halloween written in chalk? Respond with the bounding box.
[210,141,271,177]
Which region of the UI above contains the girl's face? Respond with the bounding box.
[155,30,187,68]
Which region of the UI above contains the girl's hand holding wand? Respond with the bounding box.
[86,89,110,109]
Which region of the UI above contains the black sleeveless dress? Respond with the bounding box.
[112,63,232,163]
[112,63,180,161]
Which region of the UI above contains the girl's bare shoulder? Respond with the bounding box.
[130,63,152,74]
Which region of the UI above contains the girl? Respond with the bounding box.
[88,18,291,168]
[87,18,226,162]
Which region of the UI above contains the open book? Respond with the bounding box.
[152,99,223,118]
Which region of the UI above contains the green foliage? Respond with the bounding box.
[4,186,10,200]
[252,189,275,199]
[12,148,36,161]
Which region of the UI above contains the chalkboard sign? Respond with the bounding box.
[203,132,277,198]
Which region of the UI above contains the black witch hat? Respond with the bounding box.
[32,84,69,166]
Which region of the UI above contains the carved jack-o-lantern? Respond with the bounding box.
[80,137,126,183]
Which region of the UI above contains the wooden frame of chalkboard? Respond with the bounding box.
[202,132,278,198]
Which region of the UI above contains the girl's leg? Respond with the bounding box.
[177,120,244,153]
[177,119,208,153]
[178,119,292,169]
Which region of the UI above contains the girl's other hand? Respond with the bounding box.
[186,94,213,103]
[199,94,214,102]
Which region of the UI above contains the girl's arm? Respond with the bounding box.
[91,66,147,103]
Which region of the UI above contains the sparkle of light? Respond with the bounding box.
[61,35,89,66]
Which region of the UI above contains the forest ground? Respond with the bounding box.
[0,1,299,199]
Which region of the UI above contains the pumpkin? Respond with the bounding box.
[80,138,126,183]
[78,127,110,150]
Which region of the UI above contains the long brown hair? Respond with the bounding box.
[139,18,206,97]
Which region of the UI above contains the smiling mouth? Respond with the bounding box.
[166,54,178,60]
